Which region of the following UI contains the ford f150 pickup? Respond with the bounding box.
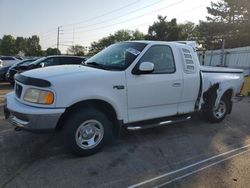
[4,41,244,156]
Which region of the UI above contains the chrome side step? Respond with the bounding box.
[126,116,191,130]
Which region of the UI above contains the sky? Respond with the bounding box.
[0,0,212,53]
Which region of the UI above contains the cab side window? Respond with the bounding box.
[138,45,175,74]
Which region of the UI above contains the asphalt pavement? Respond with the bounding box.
[0,83,250,188]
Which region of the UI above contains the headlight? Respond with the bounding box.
[23,88,54,105]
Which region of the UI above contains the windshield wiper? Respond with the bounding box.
[85,62,123,71]
[85,62,107,69]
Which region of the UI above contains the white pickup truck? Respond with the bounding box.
[4,41,244,156]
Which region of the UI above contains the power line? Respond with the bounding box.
[42,0,185,48]
[41,0,203,41]
[52,0,166,45]
[72,21,153,42]
[41,0,208,50]
[71,0,165,30]
[42,44,57,50]
[40,34,57,41]
[39,27,57,37]
[59,44,73,47]
[66,4,208,42]
[183,3,207,13]
[69,2,206,45]
[75,1,206,43]
[67,0,184,34]
[62,0,141,28]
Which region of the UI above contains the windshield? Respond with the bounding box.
[9,59,35,69]
[18,59,37,66]
[85,42,147,70]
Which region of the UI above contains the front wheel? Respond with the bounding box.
[63,108,113,156]
[203,96,230,123]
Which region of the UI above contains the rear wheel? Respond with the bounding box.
[63,108,113,156]
[203,96,230,123]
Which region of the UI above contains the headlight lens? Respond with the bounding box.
[23,88,54,105]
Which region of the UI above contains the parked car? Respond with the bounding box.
[10,55,87,75]
[0,66,10,81]
[0,56,21,67]
[5,58,39,84]
[0,56,21,81]
[4,41,244,156]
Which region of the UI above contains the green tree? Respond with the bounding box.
[179,22,199,41]
[198,0,250,50]
[0,35,16,55]
[46,48,61,55]
[25,35,42,56]
[145,16,187,41]
[15,37,27,55]
[67,45,86,56]
[88,29,145,55]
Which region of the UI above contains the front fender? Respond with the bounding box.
[66,95,127,122]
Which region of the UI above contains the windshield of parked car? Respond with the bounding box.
[85,42,147,70]
[16,59,37,66]
[9,59,33,69]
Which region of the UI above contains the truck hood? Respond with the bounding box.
[20,65,126,111]
[22,65,87,79]
[20,65,125,90]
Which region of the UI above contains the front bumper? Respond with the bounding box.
[5,93,65,132]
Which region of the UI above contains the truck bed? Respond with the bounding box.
[200,66,244,73]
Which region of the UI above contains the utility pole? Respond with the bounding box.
[72,25,75,55]
[57,26,62,55]
[221,38,226,67]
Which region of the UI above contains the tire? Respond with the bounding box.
[63,108,113,156]
[203,95,230,123]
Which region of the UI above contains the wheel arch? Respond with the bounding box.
[222,88,233,99]
[202,83,234,113]
[56,99,122,135]
[221,88,234,114]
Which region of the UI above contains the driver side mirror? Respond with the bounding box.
[132,62,154,75]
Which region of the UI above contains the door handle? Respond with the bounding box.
[172,82,181,87]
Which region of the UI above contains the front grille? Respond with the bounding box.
[15,84,23,98]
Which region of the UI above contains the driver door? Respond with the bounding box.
[126,45,183,123]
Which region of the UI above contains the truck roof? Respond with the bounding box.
[128,40,197,48]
